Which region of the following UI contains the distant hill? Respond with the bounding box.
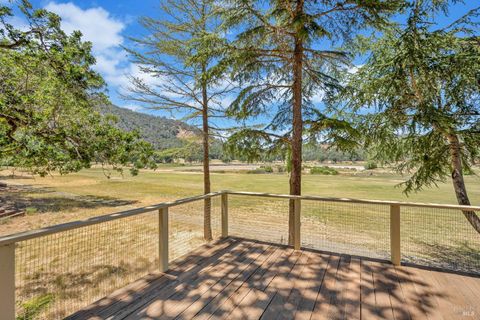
[98,105,201,150]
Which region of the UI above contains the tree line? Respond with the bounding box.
[1,0,479,236]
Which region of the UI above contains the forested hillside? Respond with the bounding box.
[98,105,201,150]
[98,105,365,163]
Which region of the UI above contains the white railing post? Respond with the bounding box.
[221,193,228,238]
[0,243,15,320]
[294,198,301,250]
[390,204,401,266]
[159,207,169,272]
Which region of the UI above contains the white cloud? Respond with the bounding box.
[44,2,141,110]
[107,63,162,90]
[44,2,125,52]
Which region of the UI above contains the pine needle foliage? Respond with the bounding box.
[221,0,405,243]
[343,0,480,232]
[125,0,234,240]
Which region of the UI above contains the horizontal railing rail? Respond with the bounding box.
[0,192,223,246]
[1,190,479,319]
[224,190,480,211]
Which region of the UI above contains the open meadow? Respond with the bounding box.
[1,165,480,235]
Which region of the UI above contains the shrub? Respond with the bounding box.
[364,161,378,170]
[262,165,273,173]
[310,166,338,175]
[463,167,475,176]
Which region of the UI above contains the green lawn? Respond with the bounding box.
[7,166,480,200]
[1,166,479,235]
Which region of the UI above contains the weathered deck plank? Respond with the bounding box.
[67,238,480,320]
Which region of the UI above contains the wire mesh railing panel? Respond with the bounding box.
[401,206,480,274]
[301,201,390,260]
[228,195,289,245]
[15,211,158,320]
[168,196,221,262]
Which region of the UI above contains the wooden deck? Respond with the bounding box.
[68,237,480,320]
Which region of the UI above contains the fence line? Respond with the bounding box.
[0,192,223,246]
[225,190,480,211]
[2,190,479,247]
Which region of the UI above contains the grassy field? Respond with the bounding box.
[1,166,479,318]
[1,165,479,235]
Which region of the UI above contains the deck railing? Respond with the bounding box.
[1,190,479,319]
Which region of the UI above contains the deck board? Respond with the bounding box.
[67,238,480,320]
[122,240,256,319]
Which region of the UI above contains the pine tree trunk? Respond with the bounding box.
[446,133,480,234]
[289,0,304,246]
[202,82,212,241]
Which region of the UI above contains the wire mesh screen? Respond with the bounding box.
[168,196,222,262]
[301,200,390,259]
[228,195,289,245]
[401,206,480,275]
[15,211,159,320]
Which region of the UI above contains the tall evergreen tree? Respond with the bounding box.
[344,0,480,232]
[126,0,233,240]
[222,0,404,244]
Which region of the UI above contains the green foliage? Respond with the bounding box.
[154,142,201,163]
[261,165,274,173]
[225,128,286,163]
[463,167,475,176]
[364,162,378,170]
[344,0,480,194]
[222,0,403,165]
[303,144,365,163]
[310,166,339,175]
[0,1,156,176]
[126,0,233,172]
[17,294,54,320]
[98,105,201,151]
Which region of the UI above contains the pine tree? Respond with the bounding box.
[222,0,404,245]
[344,0,480,232]
[126,0,233,240]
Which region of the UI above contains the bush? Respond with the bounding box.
[310,166,338,175]
[364,161,378,170]
[262,165,274,173]
[276,165,286,173]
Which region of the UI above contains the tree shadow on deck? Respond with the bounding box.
[63,237,467,320]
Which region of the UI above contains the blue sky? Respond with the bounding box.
[21,0,480,122]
